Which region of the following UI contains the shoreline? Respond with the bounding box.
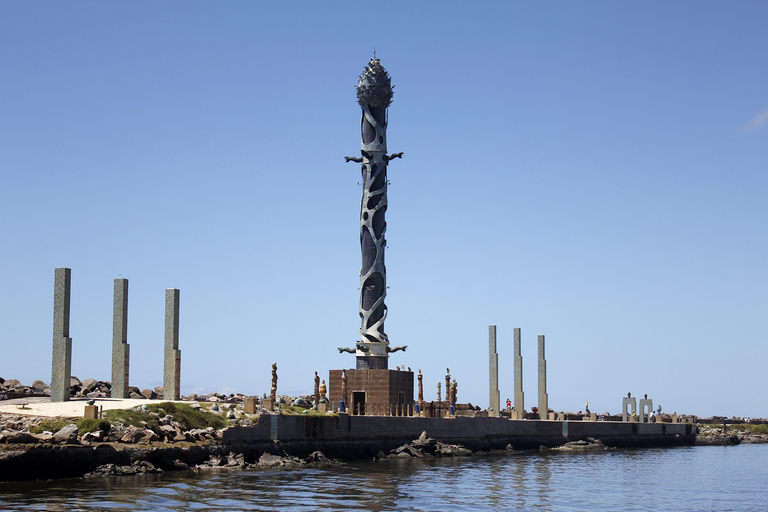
[2,395,766,482]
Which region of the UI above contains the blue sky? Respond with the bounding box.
[1,1,766,418]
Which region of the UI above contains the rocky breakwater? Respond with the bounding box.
[382,431,473,460]
[694,424,768,446]
[0,401,339,481]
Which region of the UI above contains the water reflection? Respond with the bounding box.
[1,445,767,511]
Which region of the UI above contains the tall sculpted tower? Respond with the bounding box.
[342,57,404,370]
[333,56,410,414]
[354,56,395,370]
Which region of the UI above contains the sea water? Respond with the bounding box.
[0,444,766,511]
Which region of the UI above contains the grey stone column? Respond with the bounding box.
[513,327,524,418]
[111,278,130,398]
[51,267,72,402]
[537,334,548,420]
[488,325,500,416]
[163,288,181,401]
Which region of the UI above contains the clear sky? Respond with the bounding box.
[1,1,766,418]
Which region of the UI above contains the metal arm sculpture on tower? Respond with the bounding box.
[339,57,406,370]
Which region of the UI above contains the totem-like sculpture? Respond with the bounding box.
[270,363,277,402]
[343,56,404,370]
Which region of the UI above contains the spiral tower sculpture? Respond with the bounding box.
[342,57,404,370]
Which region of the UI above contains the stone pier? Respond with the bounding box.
[51,267,72,402]
[111,278,130,399]
[163,288,181,401]
[513,327,524,419]
[488,325,500,417]
[537,334,548,420]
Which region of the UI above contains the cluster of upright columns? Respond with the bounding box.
[50,269,181,402]
[488,325,500,416]
[111,278,130,399]
[163,288,181,401]
[487,325,548,419]
[51,268,72,402]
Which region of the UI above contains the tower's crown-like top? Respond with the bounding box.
[356,58,393,108]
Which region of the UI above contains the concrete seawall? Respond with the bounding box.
[0,416,696,481]
[223,415,696,456]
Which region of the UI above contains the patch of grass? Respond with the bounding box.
[703,423,768,434]
[745,424,768,434]
[146,402,228,431]
[104,408,161,432]
[74,418,110,434]
[29,418,70,434]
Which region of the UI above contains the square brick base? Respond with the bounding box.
[328,369,413,415]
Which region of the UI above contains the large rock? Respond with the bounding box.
[32,380,50,390]
[70,376,82,387]
[81,378,99,392]
[119,427,146,444]
[3,379,21,389]
[1,430,38,444]
[54,424,79,444]
[141,389,158,400]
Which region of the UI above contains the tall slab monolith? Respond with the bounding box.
[111,278,130,398]
[51,267,72,402]
[163,288,181,400]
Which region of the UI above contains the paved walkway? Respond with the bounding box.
[0,397,188,418]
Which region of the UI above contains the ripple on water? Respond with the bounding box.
[1,445,767,511]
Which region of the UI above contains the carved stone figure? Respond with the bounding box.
[417,369,423,405]
[270,363,277,401]
[314,371,320,405]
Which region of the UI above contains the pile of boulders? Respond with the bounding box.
[0,378,50,397]
[0,412,229,447]
[549,438,606,451]
[385,431,472,459]
[195,450,335,470]
[0,377,114,399]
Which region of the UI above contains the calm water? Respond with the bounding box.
[1,444,766,511]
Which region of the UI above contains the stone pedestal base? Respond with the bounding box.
[261,398,274,411]
[84,405,98,419]
[328,369,413,416]
[244,397,256,414]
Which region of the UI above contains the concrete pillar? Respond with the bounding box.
[163,288,181,400]
[488,325,500,416]
[111,278,130,399]
[513,327,524,417]
[537,334,548,420]
[51,267,72,402]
